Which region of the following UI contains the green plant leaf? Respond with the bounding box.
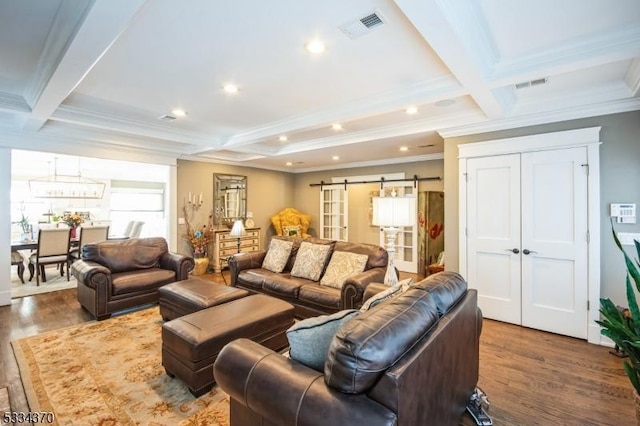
[613,222,640,293]
[625,361,640,394]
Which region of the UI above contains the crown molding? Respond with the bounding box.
[23,0,94,109]
[438,97,640,138]
[52,104,220,147]
[625,58,640,96]
[0,127,178,165]
[491,26,640,82]
[0,92,30,113]
[224,76,463,147]
[272,110,484,156]
[291,153,444,174]
[178,155,292,174]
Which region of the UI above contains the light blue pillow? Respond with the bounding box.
[286,309,360,372]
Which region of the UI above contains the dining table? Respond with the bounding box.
[10,235,129,283]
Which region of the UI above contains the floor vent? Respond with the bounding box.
[515,78,548,90]
[339,10,386,39]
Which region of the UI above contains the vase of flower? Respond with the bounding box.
[193,253,209,276]
[70,227,77,240]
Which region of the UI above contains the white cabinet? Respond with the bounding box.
[213,227,260,273]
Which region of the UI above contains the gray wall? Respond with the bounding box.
[444,110,640,305]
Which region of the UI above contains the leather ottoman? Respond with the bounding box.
[158,278,249,321]
[162,294,295,396]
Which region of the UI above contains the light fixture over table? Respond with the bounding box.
[28,158,105,199]
[372,190,416,286]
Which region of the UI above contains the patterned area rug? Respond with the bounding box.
[12,307,229,425]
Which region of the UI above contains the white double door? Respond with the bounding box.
[465,147,589,339]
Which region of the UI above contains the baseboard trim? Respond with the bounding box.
[0,290,10,306]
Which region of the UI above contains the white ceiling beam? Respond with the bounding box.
[625,58,640,97]
[23,0,148,132]
[393,0,508,119]
[0,92,30,114]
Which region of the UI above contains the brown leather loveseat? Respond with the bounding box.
[214,272,482,426]
[71,237,194,320]
[229,237,389,318]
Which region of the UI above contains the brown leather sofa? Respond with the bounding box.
[71,237,194,320]
[228,237,389,318]
[214,272,482,426]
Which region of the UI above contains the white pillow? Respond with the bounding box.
[262,239,293,273]
[290,242,332,281]
[360,278,414,311]
[320,251,368,289]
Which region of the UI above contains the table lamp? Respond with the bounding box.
[229,219,246,253]
[372,191,416,286]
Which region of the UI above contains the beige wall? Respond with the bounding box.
[176,160,295,254]
[293,160,444,245]
[444,110,640,306]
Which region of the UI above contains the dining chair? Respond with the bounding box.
[128,221,144,238]
[28,228,72,286]
[11,251,25,284]
[123,220,135,237]
[69,225,110,262]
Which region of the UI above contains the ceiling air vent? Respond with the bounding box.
[515,78,548,90]
[339,10,386,39]
[158,114,177,122]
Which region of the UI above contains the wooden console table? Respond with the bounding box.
[212,227,261,273]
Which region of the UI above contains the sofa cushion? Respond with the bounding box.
[237,269,271,290]
[334,241,388,270]
[298,284,342,310]
[413,271,467,315]
[290,242,333,281]
[324,288,439,394]
[262,274,306,298]
[359,278,413,311]
[83,237,167,273]
[262,238,293,273]
[287,237,335,272]
[111,268,176,295]
[287,309,359,372]
[320,251,368,289]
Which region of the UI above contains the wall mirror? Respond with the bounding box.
[213,174,247,226]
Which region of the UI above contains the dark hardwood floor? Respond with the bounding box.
[0,272,635,425]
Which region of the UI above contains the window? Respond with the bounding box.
[109,181,166,237]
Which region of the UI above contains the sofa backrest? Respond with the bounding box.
[82,237,168,273]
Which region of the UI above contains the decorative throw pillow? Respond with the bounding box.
[282,224,301,237]
[262,238,294,273]
[320,251,369,289]
[287,309,360,372]
[360,278,414,311]
[290,242,333,281]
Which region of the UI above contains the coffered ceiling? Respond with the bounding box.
[0,0,638,172]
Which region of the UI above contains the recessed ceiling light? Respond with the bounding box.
[170,108,187,117]
[331,123,342,131]
[286,162,293,166]
[406,106,418,115]
[305,39,326,54]
[400,146,408,152]
[332,155,340,160]
[279,135,288,142]
[223,83,239,94]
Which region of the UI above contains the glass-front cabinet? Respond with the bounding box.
[319,187,347,241]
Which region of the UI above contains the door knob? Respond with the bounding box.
[523,249,537,255]
[505,248,520,254]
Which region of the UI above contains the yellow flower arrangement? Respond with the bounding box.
[62,212,84,228]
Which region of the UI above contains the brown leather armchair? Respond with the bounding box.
[214,272,483,426]
[71,237,194,320]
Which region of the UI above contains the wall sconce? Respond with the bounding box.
[188,191,204,208]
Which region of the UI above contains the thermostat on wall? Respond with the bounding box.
[611,203,636,224]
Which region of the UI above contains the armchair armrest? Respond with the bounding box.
[159,252,194,280]
[214,339,396,426]
[341,267,386,309]
[71,260,112,291]
[228,251,267,286]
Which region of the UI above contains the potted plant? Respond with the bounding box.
[597,224,640,422]
[16,212,31,242]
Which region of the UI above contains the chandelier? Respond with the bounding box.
[28,158,106,199]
